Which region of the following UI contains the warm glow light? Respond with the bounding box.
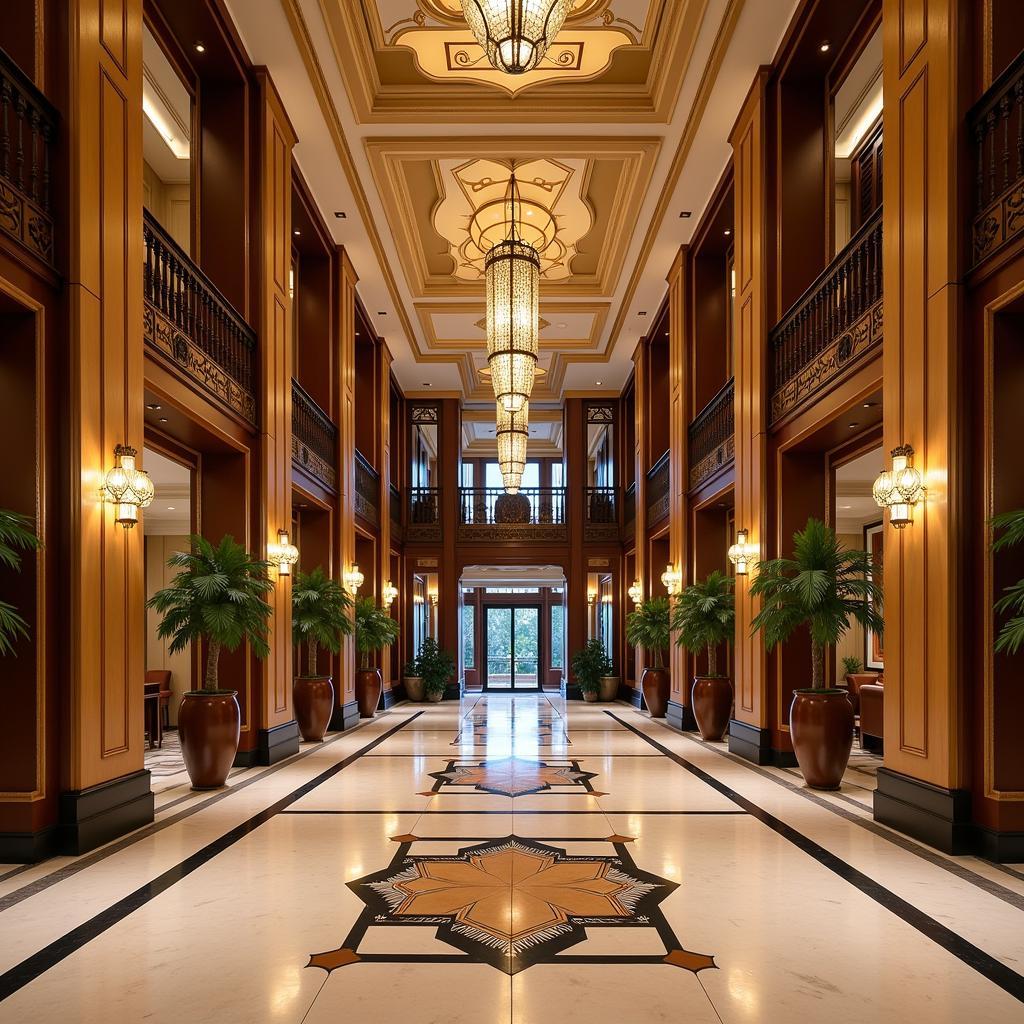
[627,579,643,607]
[102,445,154,528]
[661,564,682,596]
[268,529,299,577]
[496,399,529,491]
[382,580,399,609]
[727,529,757,576]
[873,445,924,529]
[835,84,883,159]
[344,565,365,595]
[142,88,190,160]
[461,0,573,75]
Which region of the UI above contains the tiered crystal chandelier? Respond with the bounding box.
[461,0,573,75]
[496,399,529,493]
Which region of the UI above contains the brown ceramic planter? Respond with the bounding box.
[356,667,383,718]
[178,691,240,790]
[691,676,733,741]
[582,690,599,703]
[789,689,855,790]
[641,667,670,718]
[426,689,444,703]
[599,676,620,702]
[404,676,425,702]
[294,675,334,742]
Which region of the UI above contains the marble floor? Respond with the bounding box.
[1,694,1023,1022]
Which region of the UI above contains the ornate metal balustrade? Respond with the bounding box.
[291,380,337,491]
[0,48,56,265]
[390,483,402,543]
[585,486,619,542]
[407,486,441,543]
[458,487,567,543]
[623,481,636,542]
[646,453,670,526]
[971,50,1024,267]
[354,450,380,527]
[689,378,735,490]
[143,211,257,424]
[769,207,882,425]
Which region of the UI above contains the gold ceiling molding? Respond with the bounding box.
[364,136,661,298]
[410,0,609,24]
[319,0,704,123]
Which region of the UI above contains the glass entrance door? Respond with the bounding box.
[484,606,540,691]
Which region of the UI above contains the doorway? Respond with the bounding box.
[484,605,541,691]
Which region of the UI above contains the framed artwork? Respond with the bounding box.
[864,521,884,670]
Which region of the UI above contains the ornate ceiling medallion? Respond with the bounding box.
[460,0,574,75]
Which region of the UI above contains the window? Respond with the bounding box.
[485,461,540,489]
[462,604,475,668]
[461,463,475,488]
[550,604,564,669]
[551,462,564,488]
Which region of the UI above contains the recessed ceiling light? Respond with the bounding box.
[293,229,301,236]
[819,41,830,53]
[839,505,852,510]
[862,401,877,408]
[679,211,692,219]
[195,42,206,53]
[378,311,387,316]
[146,403,161,411]
[557,322,567,329]
[638,311,647,317]
[158,417,168,423]
[848,422,859,428]
[596,380,603,386]
[334,211,346,219]
[421,382,431,387]
[724,228,732,236]
[166,506,176,511]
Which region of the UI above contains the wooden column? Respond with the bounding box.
[631,339,650,689]
[874,0,971,852]
[729,69,772,764]
[61,0,153,854]
[251,70,298,765]
[332,249,358,729]
[565,399,588,694]
[667,247,695,729]
[377,343,393,692]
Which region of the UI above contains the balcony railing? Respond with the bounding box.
[646,452,670,526]
[689,378,735,490]
[458,487,567,542]
[585,486,619,542]
[143,211,257,424]
[390,483,402,542]
[291,380,337,492]
[407,486,442,542]
[354,450,379,527]
[971,49,1024,267]
[0,47,57,265]
[769,206,882,425]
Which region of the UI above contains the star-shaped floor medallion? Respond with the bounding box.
[428,757,598,797]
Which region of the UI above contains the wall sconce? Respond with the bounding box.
[268,529,299,576]
[627,579,643,607]
[587,591,597,607]
[873,444,924,529]
[102,445,154,528]
[344,564,365,595]
[428,590,439,608]
[382,580,398,609]
[661,564,682,596]
[727,529,757,576]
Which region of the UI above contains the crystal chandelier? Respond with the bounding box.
[461,0,572,75]
[496,399,529,492]
[485,176,540,414]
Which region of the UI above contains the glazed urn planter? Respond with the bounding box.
[641,667,670,718]
[582,689,599,703]
[426,689,444,703]
[789,689,855,790]
[599,675,620,702]
[691,675,733,742]
[178,691,240,790]
[404,676,425,702]
[356,667,383,718]
[293,675,334,742]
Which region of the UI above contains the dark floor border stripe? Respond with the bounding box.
[279,808,747,816]
[0,712,423,1003]
[609,713,1024,1003]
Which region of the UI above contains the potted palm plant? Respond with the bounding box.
[403,660,425,702]
[354,597,400,718]
[0,509,41,656]
[571,637,614,703]
[292,567,353,742]
[148,535,273,789]
[750,518,882,789]
[626,596,672,717]
[415,637,455,703]
[673,571,735,740]
[991,509,1024,653]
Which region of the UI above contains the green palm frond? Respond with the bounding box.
[626,597,671,670]
[672,571,734,675]
[354,597,400,669]
[570,637,613,693]
[0,509,40,655]
[991,510,1024,655]
[293,567,353,674]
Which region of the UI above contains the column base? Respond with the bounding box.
[0,826,59,863]
[976,826,1024,863]
[58,770,154,856]
[256,721,300,765]
[622,685,643,708]
[726,720,798,767]
[563,683,583,701]
[329,700,361,732]
[874,768,973,855]
[666,699,698,732]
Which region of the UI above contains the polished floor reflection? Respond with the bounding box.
[1,694,1023,1021]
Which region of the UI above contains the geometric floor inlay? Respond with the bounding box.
[307,836,717,977]
[426,757,600,797]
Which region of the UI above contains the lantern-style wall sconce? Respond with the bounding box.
[102,445,154,528]
[268,529,299,576]
[627,579,643,607]
[382,580,398,609]
[428,589,439,608]
[873,444,924,529]
[344,564,365,595]
[727,529,757,576]
[661,564,682,596]
[587,590,597,607]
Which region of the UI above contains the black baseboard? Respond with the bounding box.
[623,684,643,709]
[563,683,583,702]
[975,825,1024,863]
[233,745,258,768]
[257,720,300,766]
[0,826,59,863]
[725,720,797,767]
[380,687,398,710]
[874,768,973,855]
[443,683,460,701]
[329,699,361,732]
[57,770,154,856]
[666,699,698,732]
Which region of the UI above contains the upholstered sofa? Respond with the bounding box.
[859,681,884,753]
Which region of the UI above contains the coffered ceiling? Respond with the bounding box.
[225,0,799,404]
